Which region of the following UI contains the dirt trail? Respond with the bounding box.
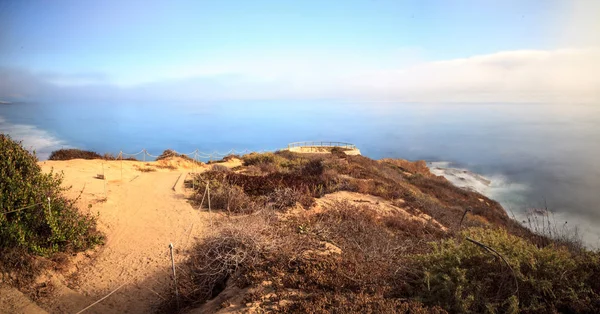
[32,158,238,313]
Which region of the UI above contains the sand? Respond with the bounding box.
[27,157,240,313]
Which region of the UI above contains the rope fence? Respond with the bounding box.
[117,148,273,162]
[115,141,355,162]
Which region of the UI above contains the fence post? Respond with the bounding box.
[102,163,107,199]
[143,149,146,162]
[120,151,123,181]
[207,181,212,228]
[192,152,197,189]
[169,243,180,310]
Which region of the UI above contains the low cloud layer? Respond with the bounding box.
[1,48,599,103]
[350,48,600,103]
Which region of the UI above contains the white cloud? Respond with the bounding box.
[347,48,600,103]
[2,48,599,103]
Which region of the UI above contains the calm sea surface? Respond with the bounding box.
[1,101,599,246]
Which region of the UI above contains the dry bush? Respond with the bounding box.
[221,154,241,162]
[163,198,446,312]
[330,146,348,158]
[241,165,263,176]
[518,207,584,252]
[156,149,202,164]
[381,214,446,240]
[407,174,510,226]
[163,213,277,312]
[257,161,279,173]
[382,158,432,177]
[210,164,230,173]
[155,163,177,170]
[283,293,448,314]
[173,151,600,313]
[193,174,256,214]
[268,187,313,210]
[133,165,156,172]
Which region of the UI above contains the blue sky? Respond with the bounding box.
[0,0,598,102]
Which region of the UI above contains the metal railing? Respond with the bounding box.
[287,141,356,150]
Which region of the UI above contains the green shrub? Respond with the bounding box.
[0,135,103,283]
[48,148,137,161]
[242,152,283,166]
[242,152,310,173]
[49,148,103,160]
[410,227,600,313]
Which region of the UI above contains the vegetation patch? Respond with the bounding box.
[162,202,450,313]
[1,135,103,286]
[409,227,600,314]
[133,164,156,172]
[48,148,137,161]
[49,149,103,160]
[174,152,599,313]
[156,149,202,165]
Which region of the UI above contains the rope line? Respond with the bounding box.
[2,200,47,215]
[101,147,283,161]
[121,149,145,156]
[75,281,129,314]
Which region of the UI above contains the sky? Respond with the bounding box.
[0,0,599,103]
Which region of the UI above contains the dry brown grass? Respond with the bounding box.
[133,165,156,172]
[169,152,600,313]
[164,198,453,312]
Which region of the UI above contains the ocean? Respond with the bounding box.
[1,100,599,246]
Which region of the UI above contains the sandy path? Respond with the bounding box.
[36,158,226,313]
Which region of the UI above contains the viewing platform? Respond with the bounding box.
[286,141,361,155]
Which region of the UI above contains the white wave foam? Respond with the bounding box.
[428,161,600,248]
[0,116,68,160]
[428,161,532,219]
[429,161,529,199]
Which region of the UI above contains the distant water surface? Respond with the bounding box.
[1,100,599,246]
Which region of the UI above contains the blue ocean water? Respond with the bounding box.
[1,100,600,245]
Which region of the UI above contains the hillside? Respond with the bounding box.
[1,147,599,313]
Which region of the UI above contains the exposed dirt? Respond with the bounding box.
[15,157,242,313]
[0,284,48,314]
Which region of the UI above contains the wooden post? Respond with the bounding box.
[169,243,180,310]
[120,151,123,181]
[207,181,212,228]
[102,163,107,199]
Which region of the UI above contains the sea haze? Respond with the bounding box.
[1,101,599,246]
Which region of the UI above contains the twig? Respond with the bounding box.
[208,181,212,228]
[459,208,470,230]
[465,237,519,296]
